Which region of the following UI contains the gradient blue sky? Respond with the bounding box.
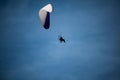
[0,0,120,80]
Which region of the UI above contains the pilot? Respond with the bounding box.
[59,36,65,43]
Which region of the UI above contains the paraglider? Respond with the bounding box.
[39,4,53,29]
[39,4,66,43]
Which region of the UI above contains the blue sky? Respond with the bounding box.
[0,0,120,80]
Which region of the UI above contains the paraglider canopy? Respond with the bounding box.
[39,4,53,29]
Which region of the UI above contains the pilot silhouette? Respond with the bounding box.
[59,36,65,43]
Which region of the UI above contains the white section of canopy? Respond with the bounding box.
[39,10,47,27]
[41,4,53,13]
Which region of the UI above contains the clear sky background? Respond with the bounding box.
[0,0,120,80]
